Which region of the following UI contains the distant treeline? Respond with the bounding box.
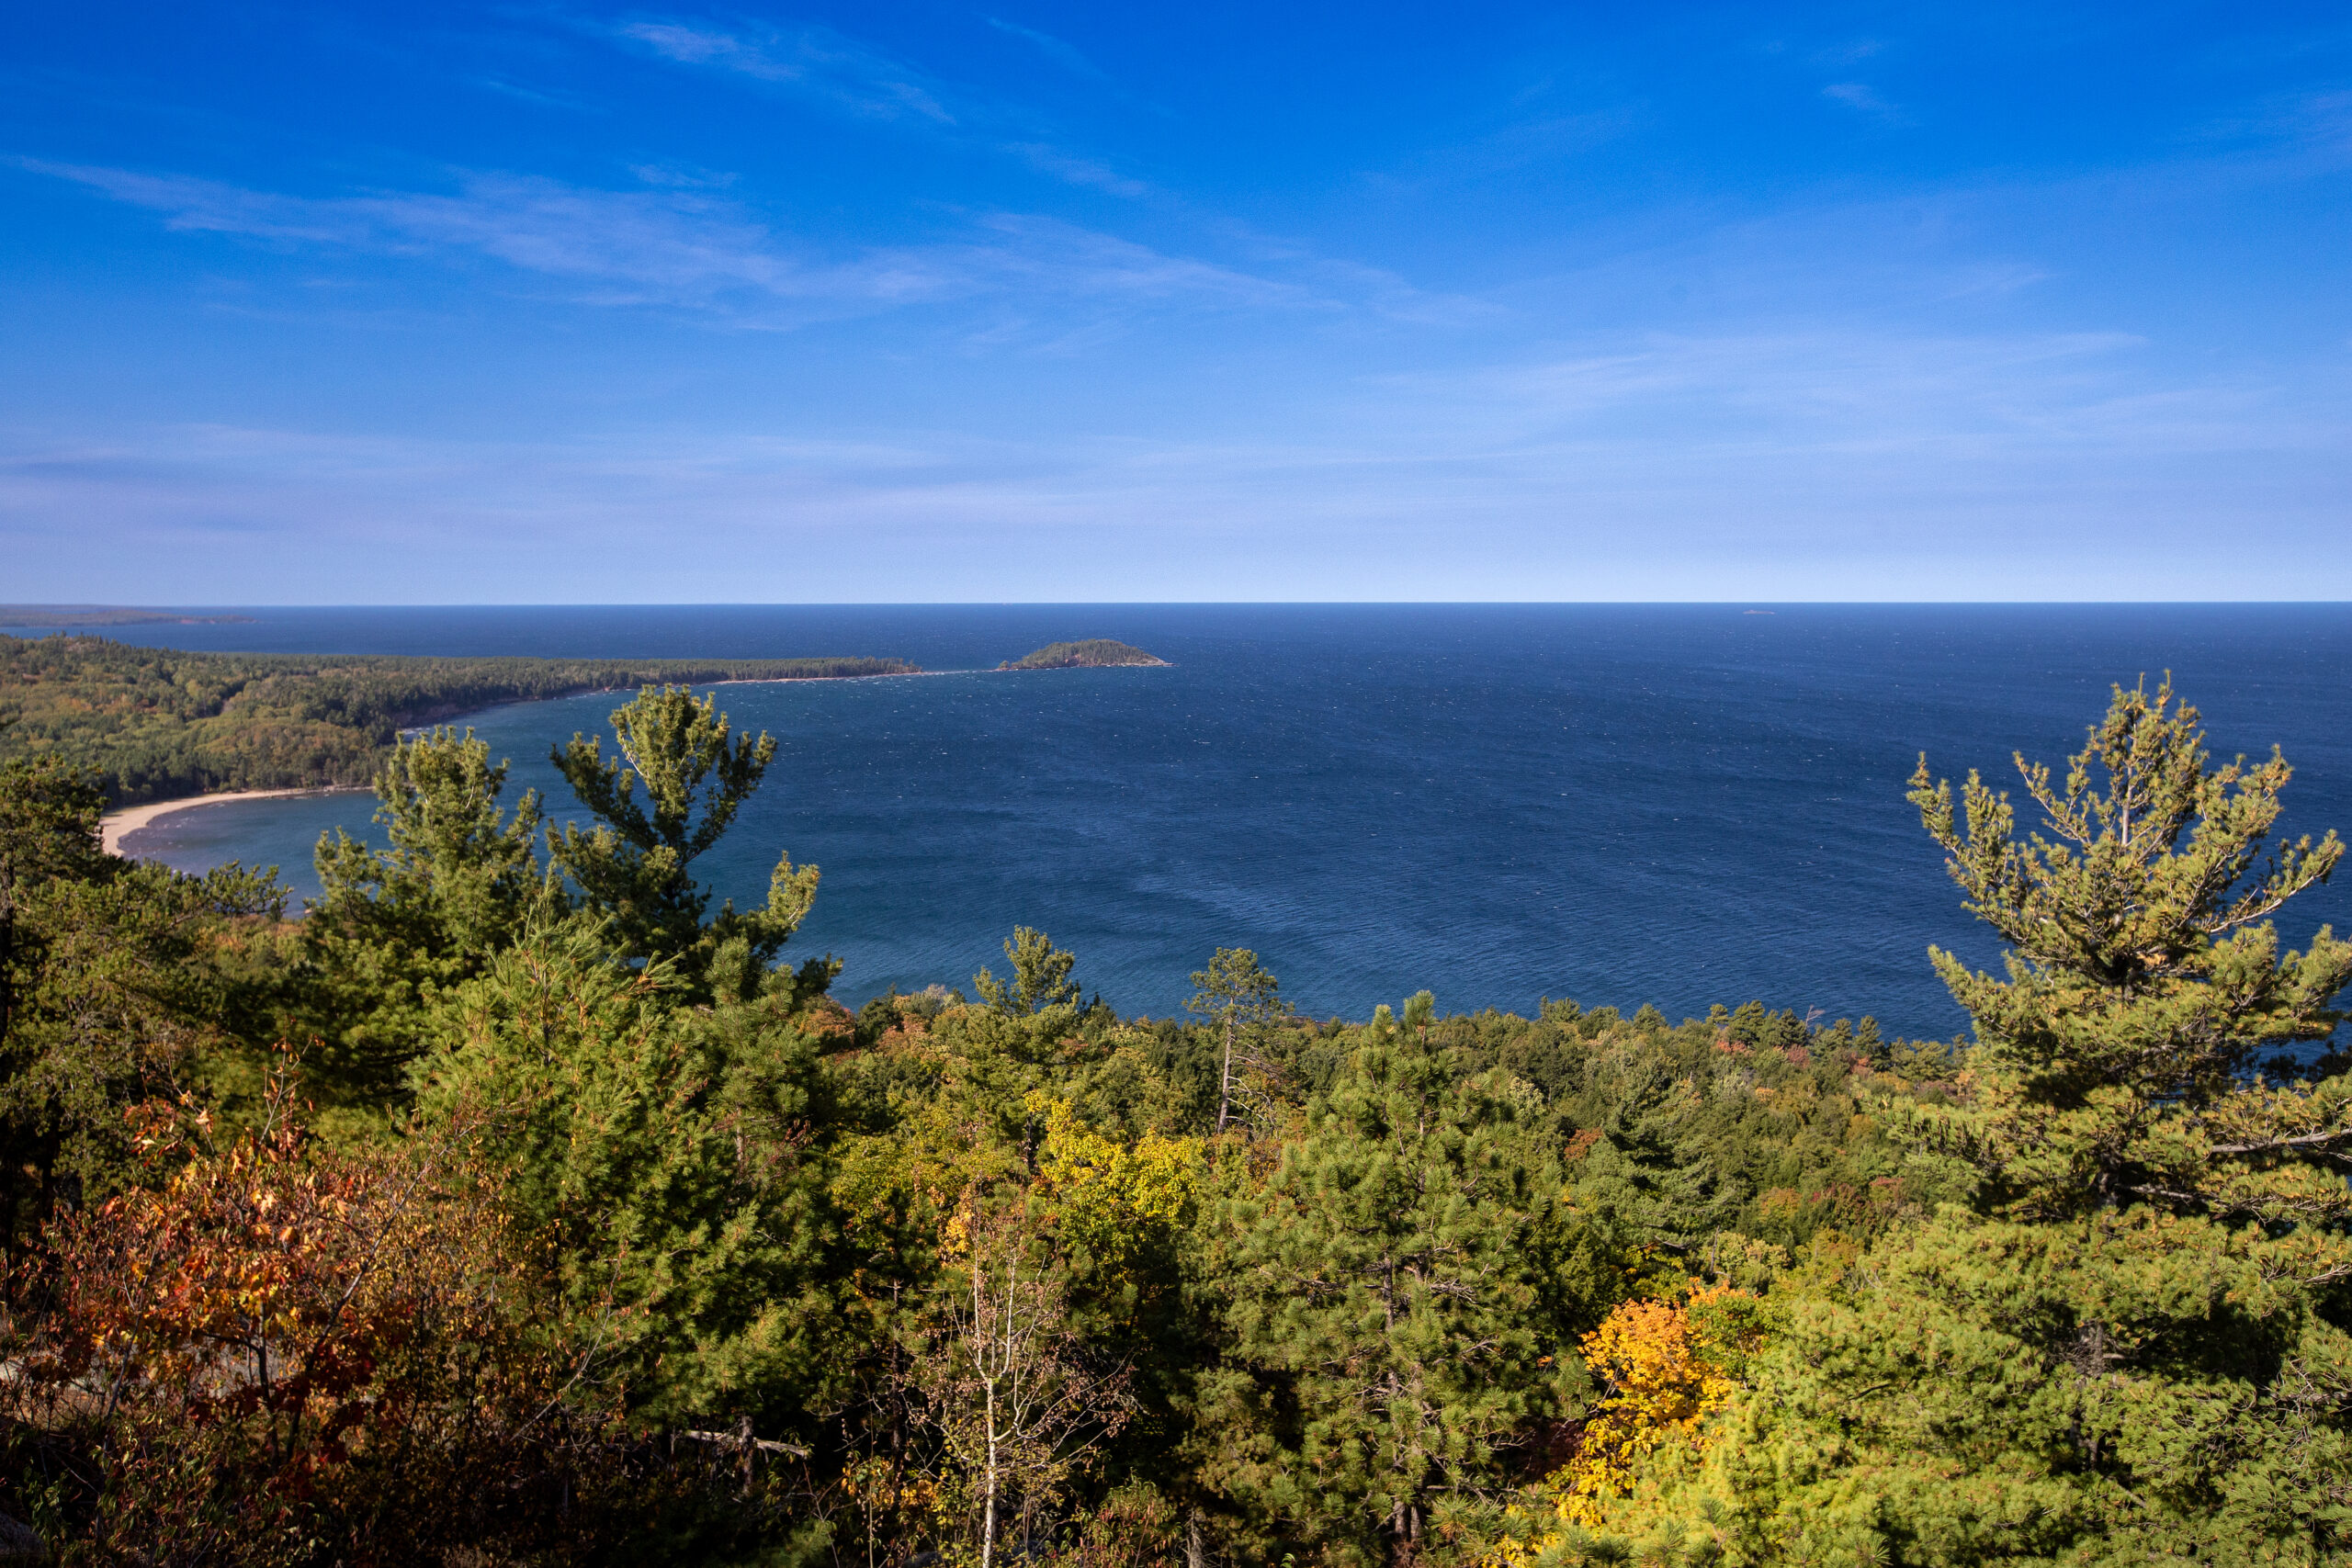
[0,634,918,803]
[0,606,257,628]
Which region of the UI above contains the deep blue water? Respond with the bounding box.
[28,605,2352,1043]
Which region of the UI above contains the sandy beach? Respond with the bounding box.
[101,787,366,857]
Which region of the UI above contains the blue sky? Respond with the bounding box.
[4,3,2347,602]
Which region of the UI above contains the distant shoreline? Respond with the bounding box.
[91,665,1082,856]
[102,787,368,857]
[99,671,937,852]
[706,668,959,686]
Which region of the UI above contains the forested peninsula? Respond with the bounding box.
[0,605,256,628]
[0,634,918,805]
[3,678,2349,1567]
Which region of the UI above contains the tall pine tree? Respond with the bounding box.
[305,727,551,1104]
[1572,680,2352,1566]
[548,685,820,998]
[1195,1012,1559,1565]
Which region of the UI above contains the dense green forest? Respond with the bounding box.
[2,677,2348,1566]
[0,634,918,804]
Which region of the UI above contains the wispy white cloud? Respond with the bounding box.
[24,162,356,245]
[1372,107,1636,190]
[1004,143,1147,197]
[1422,331,2183,446]
[613,18,954,123]
[18,158,1337,325]
[469,74,600,112]
[24,160,827,306]
[987,17,1114,85]
[1813,39,1887,66]
[2175,86,2352,171]
[599,15,1166,197]
[959,215,1310,307]
[1822,82,1903,119]
[627,161,739,190]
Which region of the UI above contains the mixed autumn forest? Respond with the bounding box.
[2,671,2349,1567]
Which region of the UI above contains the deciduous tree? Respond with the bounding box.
[922,1188,1133,1568]
[2,1064,625,1566]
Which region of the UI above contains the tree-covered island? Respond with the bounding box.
[1,676,2347,1566]
[999,638,1170,670]
[0,634,920,805]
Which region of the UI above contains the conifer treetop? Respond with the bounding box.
[1907,676,2352,1220]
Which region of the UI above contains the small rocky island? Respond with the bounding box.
[999,638,1170,670]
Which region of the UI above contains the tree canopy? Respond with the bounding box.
[3,673,2346,1568]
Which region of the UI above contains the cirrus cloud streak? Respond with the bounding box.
[17,158,1317,324]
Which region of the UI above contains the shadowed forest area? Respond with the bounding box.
[2,678,2348,1567]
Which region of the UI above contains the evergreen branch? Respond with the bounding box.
[2205,1127,2352,1156]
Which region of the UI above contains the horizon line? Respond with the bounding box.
[9,599,2352,614]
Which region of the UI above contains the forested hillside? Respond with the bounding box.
[0,634,917,803]
[1,679,2346,1567]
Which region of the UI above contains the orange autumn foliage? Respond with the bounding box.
[1,1066,629,1566]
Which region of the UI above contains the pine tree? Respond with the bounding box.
[0,755,107,1052]
[1577,681,2352,1565]
[547,685,818,997]
[1185,947,1282,1133]
[976,927,1083,1017]
[313,728,548,964]
[1906,675,2352,1217]
[304,728,550,1100]
[410,924,839,1431]
[1,756,285,1249]
[1568,1066,1737,1257]
[1195,1015,1557,1565]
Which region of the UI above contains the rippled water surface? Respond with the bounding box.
[45,604,2352,1041]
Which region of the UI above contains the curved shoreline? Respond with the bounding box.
[96,671,941,858]
[102,787,368,857]
[92,664,1070,860]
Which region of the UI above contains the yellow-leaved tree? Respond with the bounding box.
[1029,1089,1203,1298]
[1496,1283,1764,1563]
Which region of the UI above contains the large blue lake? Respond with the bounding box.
[37,605,2352,1043]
